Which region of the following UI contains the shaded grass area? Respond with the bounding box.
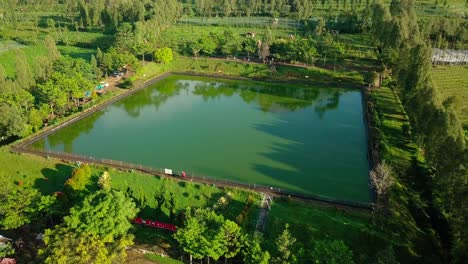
[57,45,96,61]
[370,87,442,262]
[0,147,72,195]
[371,87,416,173]
[432,65,468,126]
[144,253,183,264]
[131,56,364,89]
[265,198,391,263]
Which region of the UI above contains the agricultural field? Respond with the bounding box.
[432,65,468,125]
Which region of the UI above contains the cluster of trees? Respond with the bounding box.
[64,0,182,33]
[1,165,139,263]
[421,17,468,50]
[174,209,356,264]
[0,36,101,141]
[179,27,345,66]
[186,0,374,19]
[39,189,138,263]
[370,0,467,262]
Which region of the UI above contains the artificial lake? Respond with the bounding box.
[31,75,371,203]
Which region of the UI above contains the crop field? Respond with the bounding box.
[432,66,468,125]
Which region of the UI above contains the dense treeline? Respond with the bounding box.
[370,0,467,262]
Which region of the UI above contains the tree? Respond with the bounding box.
[373,246,399,264]
[34,56,54,83]
[39,223,133,264]
[40,227,108,264]
[14,49,35,90]
[370,162,395,198]
[90,55,101,79]
[242,38,257,60]
[154,47,174,64]
[221,220,245,261]
[242,235,270,264]
[312,240,355,264]
[315,17,326,35]
[39,189,137,263]
[0,102,29,138]
[45,36,60,61]
[64,190,138,238]
[258,41,270,63]
[64,164,93,197]
[36,75,68,119]
[274,224,296,264]
[98,171,111,191]
[198,35,218,56]
[174,209,227,263]
[0,184,52,230]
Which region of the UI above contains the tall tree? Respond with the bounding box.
[64,190,139,237]
[14,49,35,90]
[274,224,297,264]
[312,240,355,264]
[242,235,270,264]
[39,190,137,264]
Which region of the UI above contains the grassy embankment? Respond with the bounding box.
[130,55,364,88]
[369,86,449,262]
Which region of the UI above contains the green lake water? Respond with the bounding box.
[31,75,371,203]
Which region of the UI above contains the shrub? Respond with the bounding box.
[154,47,174,64]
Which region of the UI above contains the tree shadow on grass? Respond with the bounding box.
[35,163,73,195]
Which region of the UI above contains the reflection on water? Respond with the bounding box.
[31,75,370,203]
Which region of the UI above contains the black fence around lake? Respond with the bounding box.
[12,146,372,210]
[12,71,374,210]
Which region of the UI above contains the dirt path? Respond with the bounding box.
[255,193,273,234]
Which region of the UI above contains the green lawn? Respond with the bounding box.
[265,198,393,263]
[144,254,183,264]
[432,65,468,126]
[57,45,96,61]
[0,148,72,194]
[371,87,417,173]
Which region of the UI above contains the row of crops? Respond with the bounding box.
[432,65,468,125]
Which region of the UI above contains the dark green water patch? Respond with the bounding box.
[31,75,370,203]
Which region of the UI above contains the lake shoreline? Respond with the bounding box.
[11,62,372,209]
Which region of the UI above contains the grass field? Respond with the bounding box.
[432,65,468,126]
[0,44,48,78]
[265,198,393,263]
[144,254,183,264]
[0,148,72,194]
[371,87,417,173]
[57,45,96,61]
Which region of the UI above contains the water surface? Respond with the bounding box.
[32,75,370,203]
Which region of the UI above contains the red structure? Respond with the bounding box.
[133,218,177,232]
